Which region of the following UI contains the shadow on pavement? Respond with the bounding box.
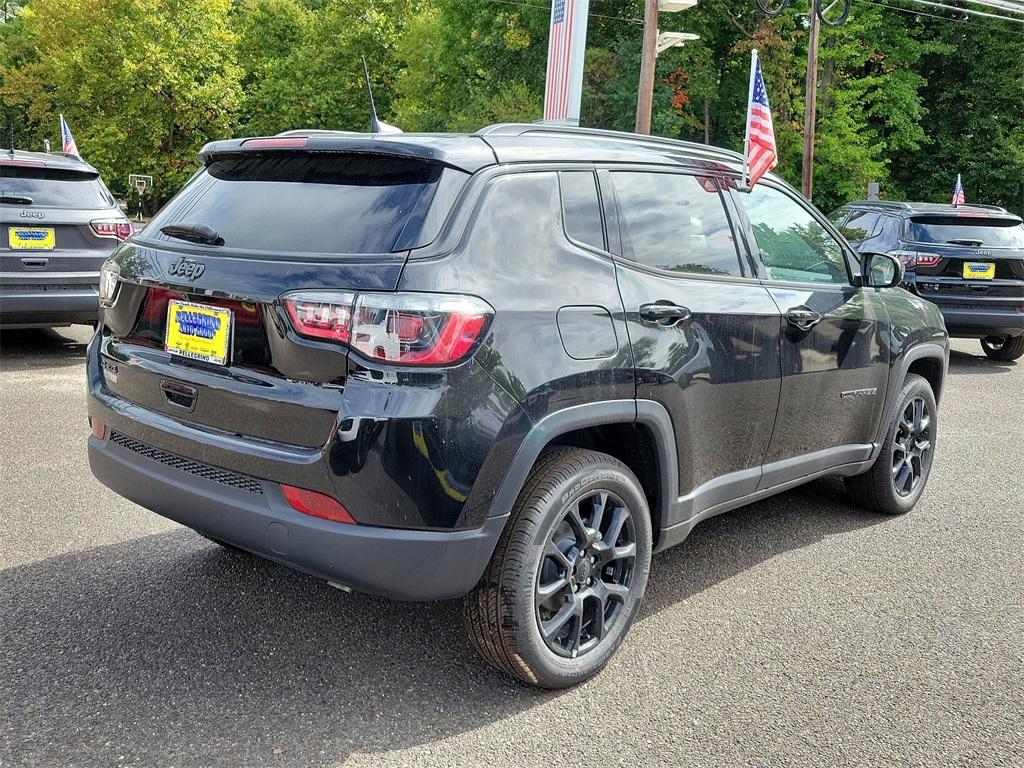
[0,327,91,372]
[947,347,1017,375]
[0,478,885,767]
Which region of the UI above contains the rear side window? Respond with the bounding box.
[1,166,114,209]
[840,210,881,241]
[905,216,1024,248]
[146,153,468,255]
[612,171,741,277]
[559,171,605,250]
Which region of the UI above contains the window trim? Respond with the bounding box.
[729,180,859,288]
[601,166,752,281]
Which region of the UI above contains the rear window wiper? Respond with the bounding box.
[1,195,34,205]
[160,222,224,246]
[946,239,985,246]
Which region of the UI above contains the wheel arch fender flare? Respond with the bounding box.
[878,342,948,445]
[486,399,679,532]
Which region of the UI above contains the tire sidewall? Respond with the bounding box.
[510,461,652,688]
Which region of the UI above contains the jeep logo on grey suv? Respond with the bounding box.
[168,257,206,281]
[19,210,45,219]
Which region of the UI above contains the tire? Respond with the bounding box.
[464,447,653,688]
[845,373,937,515]
[981,335,1024,361]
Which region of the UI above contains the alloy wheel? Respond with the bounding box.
[892,395,932,497]
[535,490,637,658]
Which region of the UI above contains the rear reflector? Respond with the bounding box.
[242,137,308,149]
[281,484,356,525]
[90,417,107,440]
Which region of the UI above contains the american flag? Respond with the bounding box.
[743,50,777,189]
[543,0,575,121]
[59,114,80,157]
[951,173,965,206]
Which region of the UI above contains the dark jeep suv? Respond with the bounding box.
[834,201,1024,360]
[87,125,948,688]
[1,148,132,328]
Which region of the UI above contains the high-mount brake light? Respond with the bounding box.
[242,137,308,149]
[281,291,493,366]
[0,158,46,167]
[91,219,134,241]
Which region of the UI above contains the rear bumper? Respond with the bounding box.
[0,281,99,326]
[88,431,506,600]
[934,306,1024,338]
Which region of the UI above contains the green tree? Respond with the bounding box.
[1,0,241,202]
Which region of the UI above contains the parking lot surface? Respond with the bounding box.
[1,326,1022,767]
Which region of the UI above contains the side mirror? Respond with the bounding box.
[862,252,904,288]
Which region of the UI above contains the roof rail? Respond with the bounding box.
[476,122,744,163]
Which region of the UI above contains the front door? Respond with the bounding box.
[732,182,891,489]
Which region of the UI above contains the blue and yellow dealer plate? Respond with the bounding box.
[165,299,232,366]
[8,226,55,250]
[963,261,995,280]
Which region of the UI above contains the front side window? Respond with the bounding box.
[611,171,741,277]
[738,184,850,284]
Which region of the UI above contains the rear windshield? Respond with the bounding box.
[146,153,467,255]
[906,216,1024,247]
[1,166,115,209]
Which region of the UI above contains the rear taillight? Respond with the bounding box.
[281,484,356,524]
[99,260,120,305]
[897,251,941,269]
[91,219,134,242]
[282,291,493,366]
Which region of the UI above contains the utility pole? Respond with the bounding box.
[635,0,660,135]
[801,4,821,199]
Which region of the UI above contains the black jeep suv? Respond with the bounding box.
[87,125,948,688]
[2,149,132,328]
[833,201,1024,360]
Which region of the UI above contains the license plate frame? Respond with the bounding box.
[8,226,55,251]
[164,299,233,366]
[963,261,995,280]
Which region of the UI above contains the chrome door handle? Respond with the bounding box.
[639,302,691,326]
[785,306,823,331]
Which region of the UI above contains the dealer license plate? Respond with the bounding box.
[963,262,995,280]
[8,227,55,250]
[165,299,232,366]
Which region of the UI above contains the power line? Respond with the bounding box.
[854,0,1024,34]
[904,0,1024,22]
[482,0,644,25]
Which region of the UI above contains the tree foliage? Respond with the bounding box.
[1,0,1021,214]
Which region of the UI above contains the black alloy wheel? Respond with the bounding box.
[465,447,652,688]
[536,489,637,659]
[891,395,932,497]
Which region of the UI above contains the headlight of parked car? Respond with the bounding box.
[99,260,120,306]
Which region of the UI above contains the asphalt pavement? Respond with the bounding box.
[1,326,1021,767]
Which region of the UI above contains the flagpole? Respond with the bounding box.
[742,49,757,191]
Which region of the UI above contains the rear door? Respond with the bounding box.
[1,161,124,293]
[605,168,782,519]
[99,150,468,447]
[731,182,890,487]
[900,214,1024,315]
